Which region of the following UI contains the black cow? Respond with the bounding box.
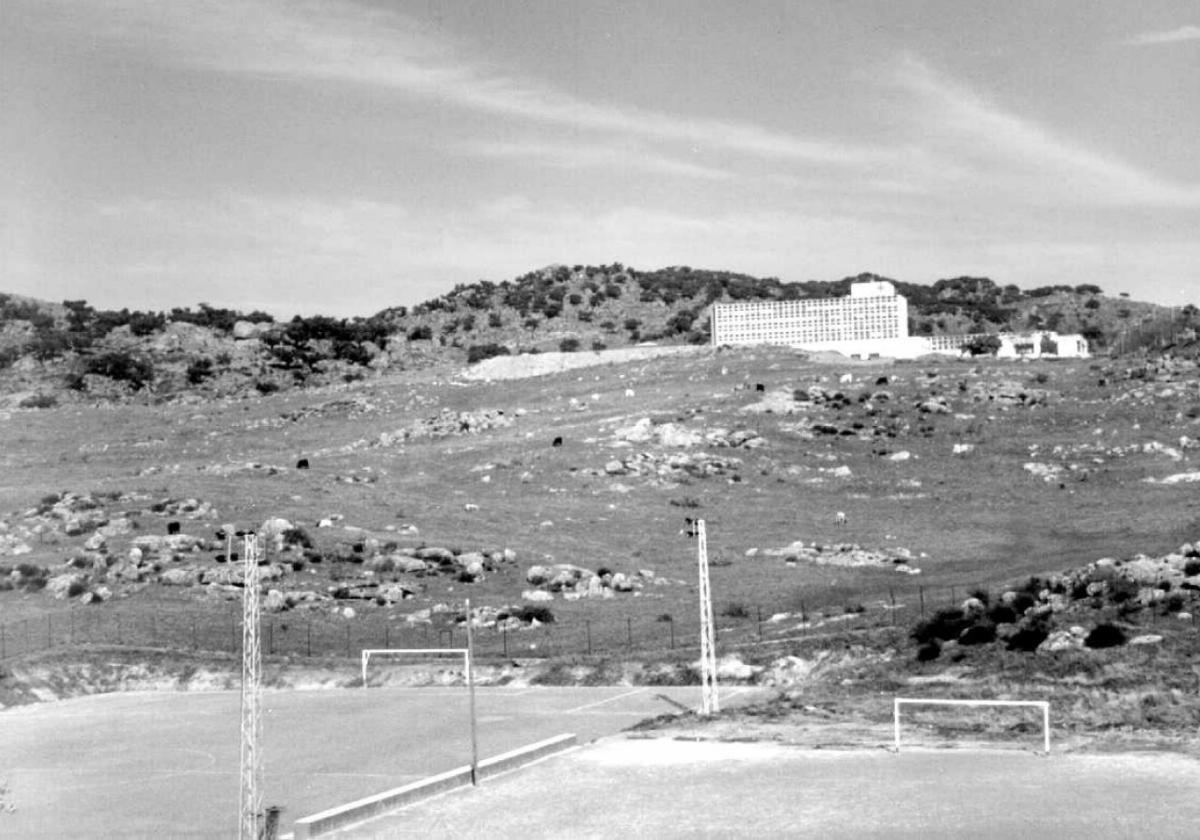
[167,521,181,535]
[755,383,765,392]
[296,458,310,469]
[552,436,563,447]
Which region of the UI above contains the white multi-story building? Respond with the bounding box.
[711,280,908,346]
[709,281,1089,359]
[710,280,930,358]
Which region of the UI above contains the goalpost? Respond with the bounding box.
[361,600,481,785]
[893,697,1051,754]
[360,648,470,689]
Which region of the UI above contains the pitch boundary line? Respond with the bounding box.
[563,688,645,713]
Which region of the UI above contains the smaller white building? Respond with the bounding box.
[936,332,1090,359]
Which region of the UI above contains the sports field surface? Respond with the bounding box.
[0,685,761,838]
[332,737,1200,839]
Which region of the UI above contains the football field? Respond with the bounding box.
[332,737,1200,839]
[0,685,760,838]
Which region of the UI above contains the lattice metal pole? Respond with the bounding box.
[697,519,719,715]
[239,533,263,840]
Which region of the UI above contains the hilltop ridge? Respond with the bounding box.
[1,264,1196,405]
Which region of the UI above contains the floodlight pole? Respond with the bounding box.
[465,598,479,785]
[697,520,719,715]
[239,533,263,840]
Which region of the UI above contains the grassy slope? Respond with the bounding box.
[2,345,1199,746]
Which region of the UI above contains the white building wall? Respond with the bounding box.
[711,282,908,348]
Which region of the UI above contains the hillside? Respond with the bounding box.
[1,339,1198,751]
[1,266,1197,405]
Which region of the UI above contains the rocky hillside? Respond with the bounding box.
[1,266,1196,405]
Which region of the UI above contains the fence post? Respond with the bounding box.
[384,625,390,649]
[192,618,198,650]
[669,619,675,650]
[502,625,508,658]
[345,625,351,658]
[919,587,925,618]
[626,618,633,651]
[889,588,896,627]
[1,624,5,659]
[47,615,52,648]
[116,616,122,646]
[757,606,763,642]
[307,621,312,657]
[70,610,75,645]
[586,621,592,656]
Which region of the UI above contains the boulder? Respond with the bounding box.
[526,565,553,585]
[611,572,636,592]
[613,418,654,443]
[46,573,86,599]
[396,556,430,574]
[263,589,288,612]
[414,546,456,564]
[160,568,199,586]
[378,583,416,603]
[64,511,107,536]
[655,423,702,447]
[548,565,591,591]
[1038,630,1081,652]
[522,589,554,602]
[260,517,294,541]
[233,320,268,340]
[960,597,986,618]
[455,551,487,569]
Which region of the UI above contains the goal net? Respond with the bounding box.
[361,648,471,689]
[893,698,1051,754]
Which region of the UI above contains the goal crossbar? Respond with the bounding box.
[893,697,1050,754]
[361,648,470,688]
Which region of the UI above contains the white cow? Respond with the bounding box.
[834,511,847,527]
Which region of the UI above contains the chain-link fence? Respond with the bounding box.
[8,581,1155,665]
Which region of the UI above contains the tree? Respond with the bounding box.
[963,334,1002,356]
[186,357,215,384]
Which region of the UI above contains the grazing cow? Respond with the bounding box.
[552,436,563,447]
[296,458,310,469]
[682,517,700,538]
[167,521,181,535]
[755,383,765,392]
[834,511,847,527]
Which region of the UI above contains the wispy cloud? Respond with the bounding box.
[1125,25,1200,45]
[891,55,1200,207]
[464,139,734,181]
[38,0,877,167]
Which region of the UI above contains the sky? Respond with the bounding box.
[1,1,1197,318]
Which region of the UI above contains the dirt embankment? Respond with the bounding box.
[459,345,709,380]
[0,647,710,708]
